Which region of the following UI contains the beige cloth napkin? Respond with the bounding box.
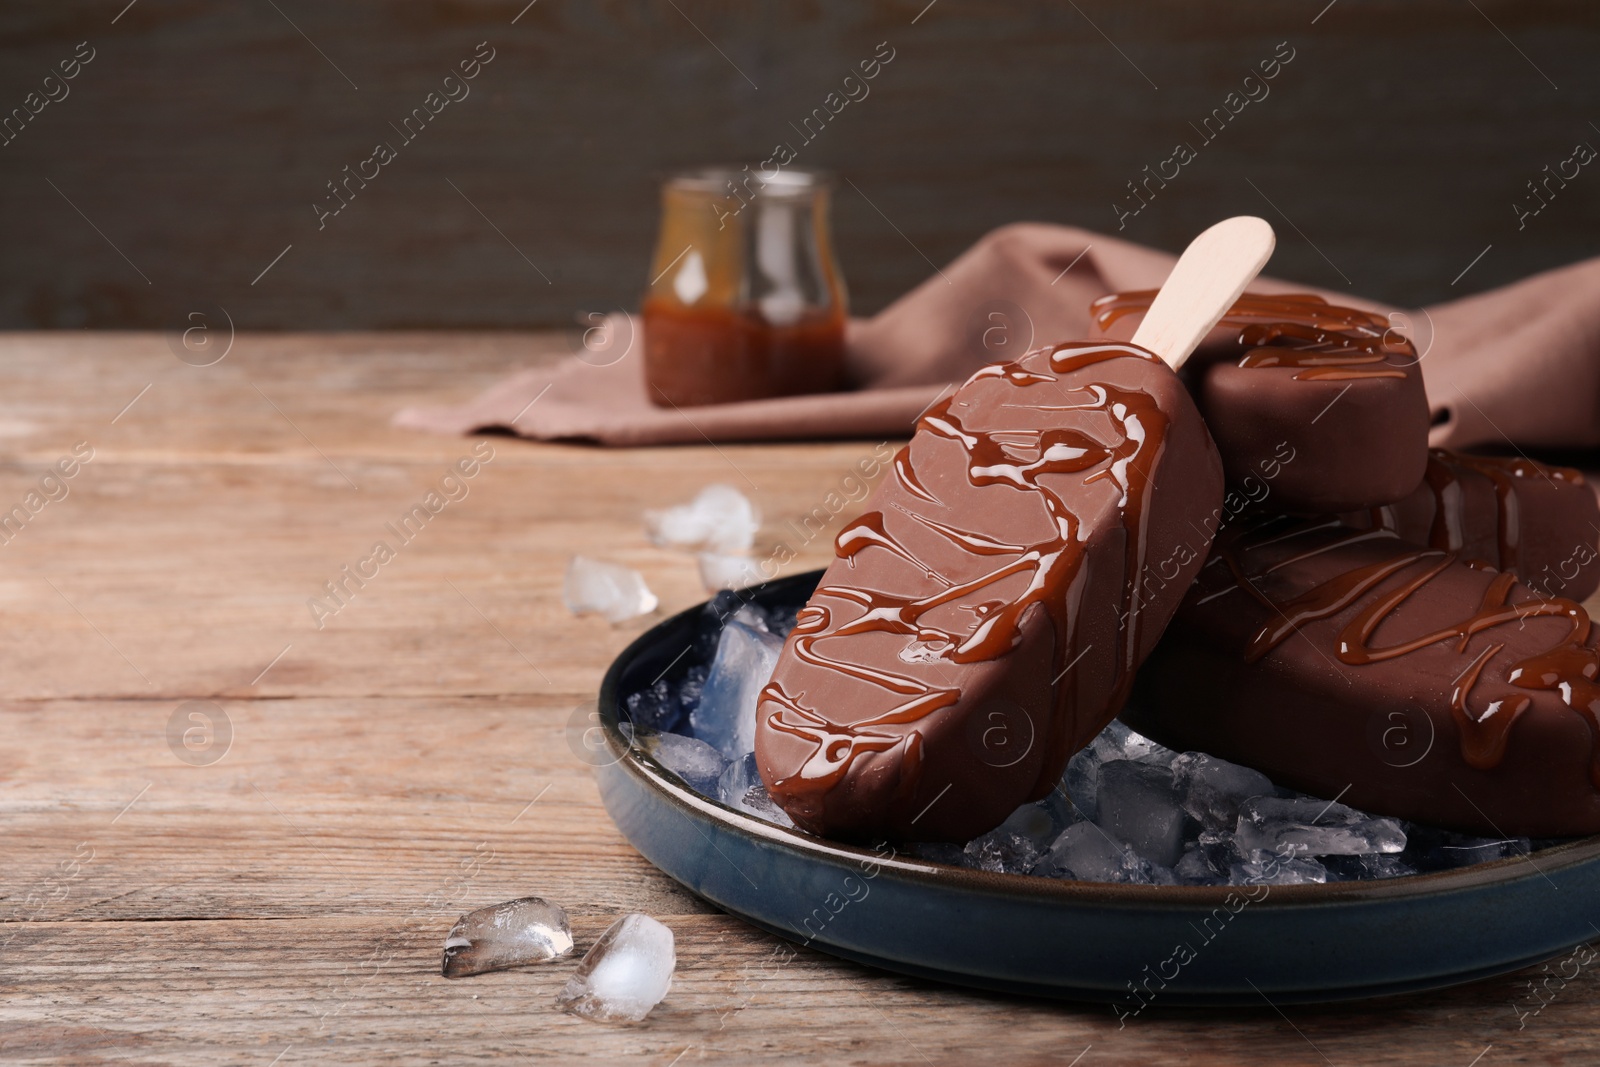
[393,223,1600,454]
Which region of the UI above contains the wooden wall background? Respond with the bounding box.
[1,0,1596,330]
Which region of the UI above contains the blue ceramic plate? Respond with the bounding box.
[595,570,1600,1005]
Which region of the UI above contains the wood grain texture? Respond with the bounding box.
[1,332,1598,1065]
[1,1,1597,330]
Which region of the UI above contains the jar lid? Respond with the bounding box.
[666,166,833,199]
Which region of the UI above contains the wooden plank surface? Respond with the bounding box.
[2,332,1597,1066]
[3,1,1599,330]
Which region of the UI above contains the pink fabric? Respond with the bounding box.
[394,223,1600,454]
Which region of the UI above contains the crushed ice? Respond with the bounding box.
[697,551,767,592]
[557,913,676,1023]
[717,753,795,827]
[621,591,1553,887]
[644,484,760,554]
[441,897,574,978]
[691,616,782,761]
[564,556,658,623]
[648,486,765,591]
[1234,796,1406,859]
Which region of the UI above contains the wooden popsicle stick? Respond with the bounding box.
[1130,216,1276,371]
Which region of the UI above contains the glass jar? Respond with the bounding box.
[642,167,848,407]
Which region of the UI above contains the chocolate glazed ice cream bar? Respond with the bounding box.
[1344,449,1600,602]
[1093,291,1430,513]
[1126,493,1600,838]
[754,218,1276,842]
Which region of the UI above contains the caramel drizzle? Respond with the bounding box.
[1217,520,1600,783]
[761,343,1171,801]
[892,445,942,505]
[834,510,938,580]
[1090,290,1412,382]
[1449,642,1526,768]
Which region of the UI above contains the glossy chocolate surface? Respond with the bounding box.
[1344,449,1599,601]
[755,341,1224,842]
[1128,513,1600,837]
[1092,291,1430,513]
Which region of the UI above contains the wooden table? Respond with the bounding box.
[1,332,1592,1066]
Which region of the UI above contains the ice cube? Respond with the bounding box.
[557,913,676,1024]
[962,830,1043,874]
[699,552,767,592]
[731,603,771,631]
[1174,840,1232,886]
[1094,760,1186,867]
[1173,752,1276,830]
[441,897,574,978]
[1147,862,1179,886]
[674,664,709,725]
[1063,721,1179,822]
[716,753,794,827]
[690,619,782,760]
[1094,719,1179,766]
[691,590,745,659]
[644,484,760,554]
[1235,796,1407,858]
[639,730,726,795]
[994,789,1079,852]
[1230,854,1329,885]
[563,556,658,623]
[625,679,682,733]
[1037,822,1155,884]
[1063,746,1101,822]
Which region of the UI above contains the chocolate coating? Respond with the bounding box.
[1093,292,1430,513]
[755,341,1224,842]
[1343,449,1599,602]
[1127,516,1600,838]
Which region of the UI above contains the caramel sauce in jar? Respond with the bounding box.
[642,168,848,407]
